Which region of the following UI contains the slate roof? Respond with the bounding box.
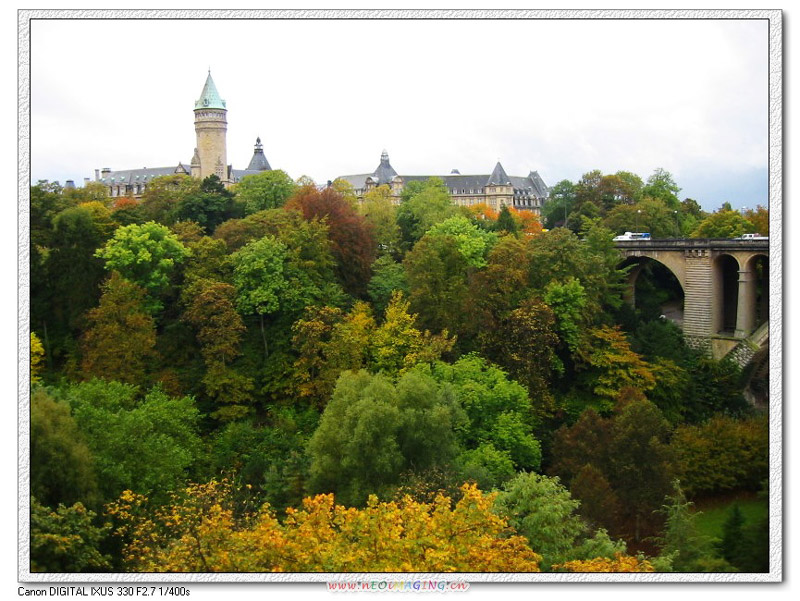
[246,137,271,171]
[98,164,191,186]
[335,152,549,198]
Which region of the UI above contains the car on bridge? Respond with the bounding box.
[739,233,768,240]
[613,232,651,241]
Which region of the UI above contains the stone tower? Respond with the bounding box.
[193,71,228,183]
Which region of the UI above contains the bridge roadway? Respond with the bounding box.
[613,237,770,359]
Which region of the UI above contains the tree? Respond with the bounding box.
[138,174,200,225]
[95,221,189,311]
[30,388,99,509]
[369,291,454,376]
[555,554,654,573]
[234,169,297,215]
[31,332,45,385]
[307,369,463,505]
[108,480,543,572]
[429,354,542,472]
[575,326,656,412]
[495,205,519,235]
[81,273,158,385]
[642,168,681,209]
[285,186,376,297]
[172,175,237,233]
[607,399,674,541]
[396,177,459,246]
[230,235,291,357]
[743,205,769,235]
[403,234,470,337]
[495,472,586,569]
[182,279,253,421]
[653,481,725,572]
[480,297,560,419]
[30,498,111,573]
[670,415,768,497]
[46,204,113,345]
[359,185,402,257]
[542,179,576,229]
[367,255,409,316]
[691,209,755,238]
[66,380,202,504]
[426,215,497,268]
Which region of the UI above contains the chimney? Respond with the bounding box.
[101,168,111,179]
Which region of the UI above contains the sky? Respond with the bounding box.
[27,13,772,211]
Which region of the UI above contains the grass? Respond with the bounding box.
[691,492,768,541]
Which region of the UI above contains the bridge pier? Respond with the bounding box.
[735,267,756,338]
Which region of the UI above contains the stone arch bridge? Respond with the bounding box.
[615,238,769,362]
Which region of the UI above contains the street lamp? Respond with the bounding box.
[673,210,679,238]
[636,209,641,232]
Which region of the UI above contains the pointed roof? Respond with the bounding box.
[194,71,226,110]
[486,161,511,186]
[246,137,272,171]
[373,149,398,185]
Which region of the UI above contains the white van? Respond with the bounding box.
[740,233,768,240]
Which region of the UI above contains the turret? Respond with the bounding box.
[193,71,229,183]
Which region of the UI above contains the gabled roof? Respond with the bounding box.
[194,71,226,110]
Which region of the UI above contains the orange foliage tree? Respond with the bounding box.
[107,480,542,573]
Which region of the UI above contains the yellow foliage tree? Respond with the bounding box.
[107,481,541,573]
[555,553,654,573]
[30,332,45,386]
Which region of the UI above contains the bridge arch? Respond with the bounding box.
[712,253,741,335]
[619,255,685,324]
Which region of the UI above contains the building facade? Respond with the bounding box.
[336,151,549,215]
[94,72,270,198]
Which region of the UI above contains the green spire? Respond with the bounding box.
[194,71,226,110]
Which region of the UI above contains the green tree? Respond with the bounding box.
[173,175,237,233]
[367,255,409,316]
[429,354,542,471]
[230,235,291,357]
[307,369,463,506]
[691,209,755,238]
[396,177,459,247]
[608,399,674,541]
[404,234,470,337]
[30,498,111,573]
[66,380,202,504]
[95,221,189,311]
[542,179,576,229]
[495,205,519,235]
[495,472,586,569]
[234,169,297,215]
[654,481,727,572]
[427,215,498,268]
[642,168,681,209]
[31,388,99,509]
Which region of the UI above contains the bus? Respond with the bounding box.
[612,232,651,241]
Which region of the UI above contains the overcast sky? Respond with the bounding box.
[28,14,771,211]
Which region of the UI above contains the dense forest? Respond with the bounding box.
[28,167,769,573]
